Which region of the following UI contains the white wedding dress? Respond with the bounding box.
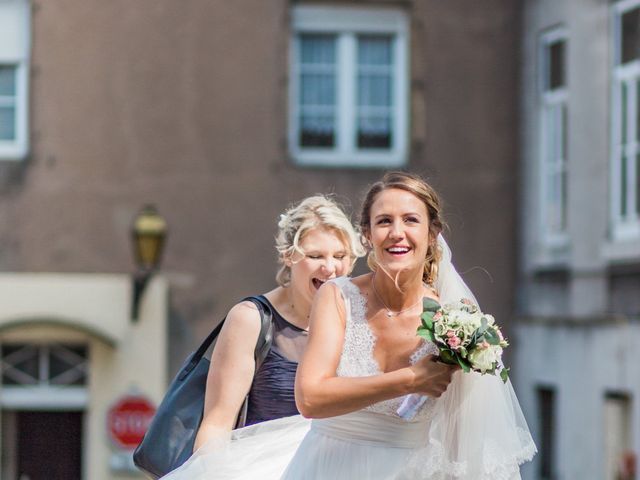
[162,276,536,480]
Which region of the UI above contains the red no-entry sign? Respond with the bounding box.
[107,395,156,450]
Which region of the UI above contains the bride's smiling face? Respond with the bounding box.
[367,188,431,275]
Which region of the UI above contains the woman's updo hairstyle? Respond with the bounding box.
[359,171,445,285]
[275,195,365,287]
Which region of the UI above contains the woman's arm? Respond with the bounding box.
[295,283,457,419]
[193,301,261,451]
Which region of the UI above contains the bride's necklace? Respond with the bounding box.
[371,274,423,318]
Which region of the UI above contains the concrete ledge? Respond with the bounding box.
[0,273,131,345]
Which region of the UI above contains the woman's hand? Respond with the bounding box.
[409,354,459,397]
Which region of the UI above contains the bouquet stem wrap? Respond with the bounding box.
[397,394,428,420]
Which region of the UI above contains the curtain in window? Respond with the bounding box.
[299,35,336,147]
[616,77,640,220]
[0,66,16,141]
[543,102,567,234]
[357,35,393,149]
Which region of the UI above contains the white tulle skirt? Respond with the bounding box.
[283,411,428,479]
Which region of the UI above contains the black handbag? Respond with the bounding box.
[133,296,274,479]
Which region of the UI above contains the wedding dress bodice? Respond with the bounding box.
[332,277,439,421]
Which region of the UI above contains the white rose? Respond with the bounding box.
[445,309,459,322]
[461,322,476,338]
[468,345,499,373]
[471,312,484,328]
[453,310,477,327]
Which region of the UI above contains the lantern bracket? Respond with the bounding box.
[131,268,153,321]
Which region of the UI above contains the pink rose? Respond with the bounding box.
[447,336,461,349]
[434,311,443,321]
[446,330,456,338]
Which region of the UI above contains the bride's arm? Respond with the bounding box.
[193,302,261,451]
[295,282,456,419]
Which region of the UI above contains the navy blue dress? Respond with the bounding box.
[245,296,308,426]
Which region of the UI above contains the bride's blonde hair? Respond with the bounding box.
[359,171,444,286]
[275,196,365,287]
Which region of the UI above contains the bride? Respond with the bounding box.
[163,171,536,479]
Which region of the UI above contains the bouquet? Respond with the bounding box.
[397,297,509,420]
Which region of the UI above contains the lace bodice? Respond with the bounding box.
[332,277,439,421]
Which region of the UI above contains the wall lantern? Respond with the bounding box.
[131,205,167,321]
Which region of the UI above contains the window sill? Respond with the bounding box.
[0,143,28,161]
[602,236,640,264]
[0,386,88,409]
[291,149,407,169]
[530,238,571,272]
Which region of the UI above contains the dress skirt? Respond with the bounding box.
[283,411,427,479]
[162,411,429,480]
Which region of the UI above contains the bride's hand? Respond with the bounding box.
[409,354,459,397]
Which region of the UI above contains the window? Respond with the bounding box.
[537,386,556,480]
[289,6,409,167]
[612,0,640,239]
[1,343,88,387]
[0,0,30,160]
[539,28,568,246]
[0,343,88,409]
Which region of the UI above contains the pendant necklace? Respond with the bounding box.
[371,274,423,318]
[288,291,310,331]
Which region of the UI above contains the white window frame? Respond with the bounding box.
[289,5,409,168]
[611,0,640,241]
[538,27,569,249]
[0,0,30,160]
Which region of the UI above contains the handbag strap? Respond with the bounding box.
[250,296,274,369]
[179,296,273,380]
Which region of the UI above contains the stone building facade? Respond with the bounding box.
[0,1,520,478]
[517,1,640,479]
